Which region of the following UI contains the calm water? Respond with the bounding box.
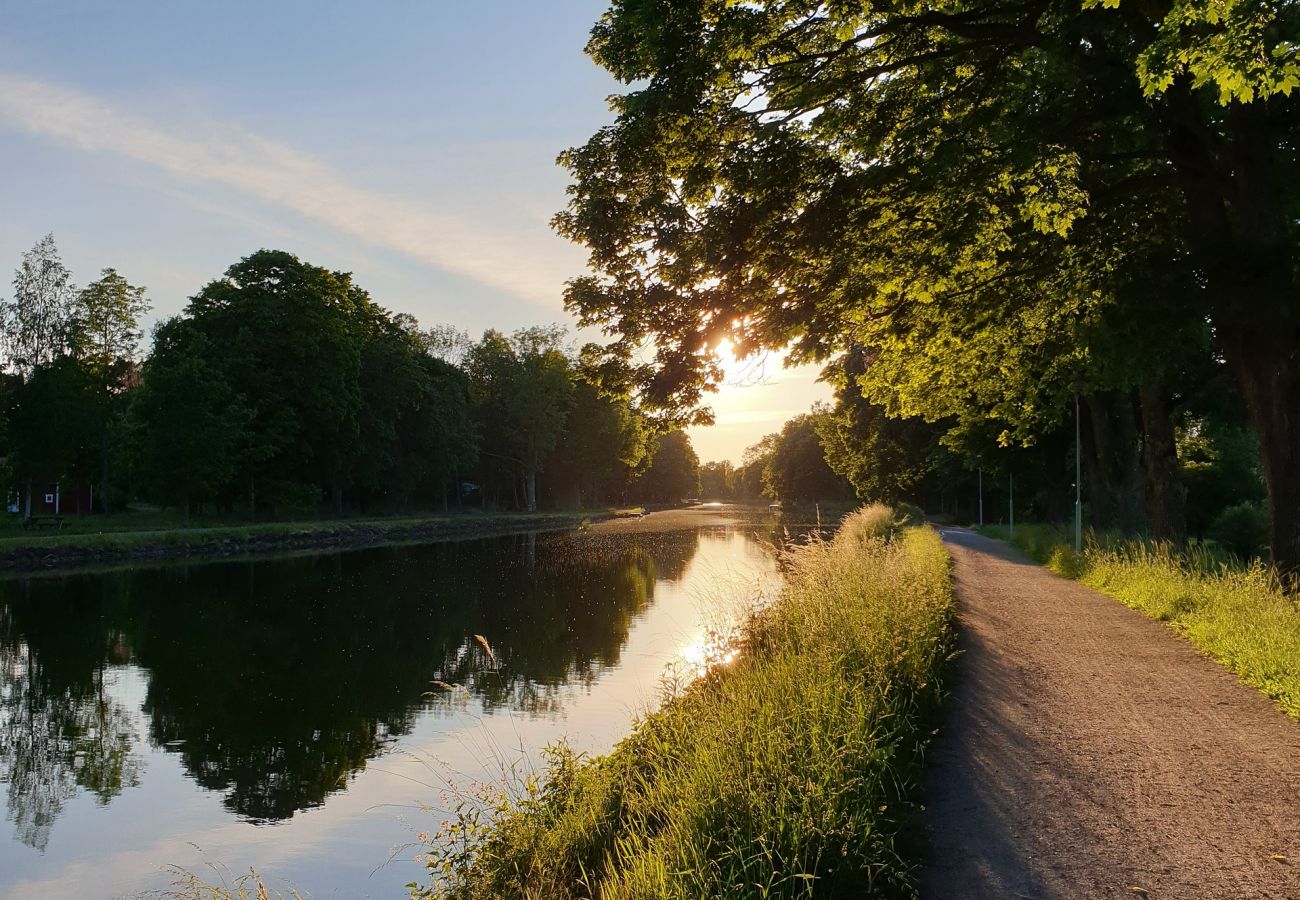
[0,514,791,898]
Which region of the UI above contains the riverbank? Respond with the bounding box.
[0,511,607,574]
[411,505,954,898]
[981,524,1300,717]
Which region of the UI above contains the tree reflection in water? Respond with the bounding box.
[0,526,705,840]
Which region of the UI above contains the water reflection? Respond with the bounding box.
[0,519,788,896]
[0,529,710,835]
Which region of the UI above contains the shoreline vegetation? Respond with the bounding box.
[982,524,1300,718]
[409,505,954,899]
[0,510,617,574]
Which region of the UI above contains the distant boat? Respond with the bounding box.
[768,501,783,511]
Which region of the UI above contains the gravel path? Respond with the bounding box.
[922,528,1300,899]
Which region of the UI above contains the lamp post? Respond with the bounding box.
[1009,471,1014,540]
[977,465,984,527]
[1074,391,1082,553]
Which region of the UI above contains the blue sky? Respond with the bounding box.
[0,0,829,463]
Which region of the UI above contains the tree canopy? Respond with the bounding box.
[557,0,1300,570]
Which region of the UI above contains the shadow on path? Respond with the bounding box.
[922,528,1300,900]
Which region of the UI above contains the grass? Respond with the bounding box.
[0,509,608,570]
[982,523,1300,718]
[411,504,955,899]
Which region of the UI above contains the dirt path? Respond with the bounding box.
[922,528,1300,899]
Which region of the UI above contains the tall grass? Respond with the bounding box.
[985,524,1300,717]
[412,505,955,899]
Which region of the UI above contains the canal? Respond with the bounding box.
[0,507,800,897]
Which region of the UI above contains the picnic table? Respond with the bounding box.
[21,516,65,531]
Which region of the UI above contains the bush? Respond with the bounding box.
[1206,501,1268,561]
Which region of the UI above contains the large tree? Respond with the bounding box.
[2,234,76,375]
[465,327,574,511]
[557,1,1300,570]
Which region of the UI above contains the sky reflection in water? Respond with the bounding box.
[0,520,789,898]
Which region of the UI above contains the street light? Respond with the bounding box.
[1074,390,1082,553]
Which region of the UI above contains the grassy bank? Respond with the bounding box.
[0,510,601,573]
[412,506,955,899]
[983,524,1300,717]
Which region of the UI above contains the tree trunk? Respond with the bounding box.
[1041,427,1069,524]
[24,480,31,520]
[1139,382,1186,545]
[1084,392,1146,533]
[1156,85,1299,574]
[99,432,110,514]
[1114,394,1146,534]
[1083,396,1115,530]
[1221,326,1300,575]
[525,471,537,512]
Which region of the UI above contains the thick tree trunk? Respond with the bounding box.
[1113,394,1146,534]
[1139,382,1186,545]
[1083,396,1116,530]
[1157,85,1299,574]
[1041,427,1069,524]
[1084,392,1147,534]
[1221,326,1300,575]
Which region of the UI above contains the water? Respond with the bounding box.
[0,514,791,898]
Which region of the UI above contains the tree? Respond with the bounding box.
[6,358,99,517]
[465,328,574,511]
[184,250,367,515]
[1,234,75,375]
[816,349,947,506]
[127,320,246,520]
[557,1,1300,571]
[70,268,152,512]
[761,411,852,505]
[633,430,700,503]
[699,460,736,500]
[70,269,150,375]
[547,347,651,508]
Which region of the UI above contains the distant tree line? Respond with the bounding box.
[557,0,1294,568]
[0,240,704,520]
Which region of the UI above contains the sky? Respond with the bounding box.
[0,0,831,464]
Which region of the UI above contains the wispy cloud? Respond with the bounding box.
[0,73,578,305]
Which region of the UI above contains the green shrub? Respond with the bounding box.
[1206,501,1268,561]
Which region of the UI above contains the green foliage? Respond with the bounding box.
[632,430,700,503]
[1207,502,1269,560]
[6,357,99,494]
[698,459,736,500]
[760,411,852,505]
[126,319,245,516]
[411,514,954,899]
[2,233,75,374]
[70,268,150,376]
[557,0,1300,569]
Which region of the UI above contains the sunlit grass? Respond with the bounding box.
[411,505,955,899]
[983,524,1300,718]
